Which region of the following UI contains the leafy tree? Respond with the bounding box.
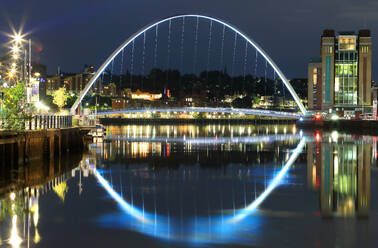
[65,93,78,108]
[253,96,261,105]
[0,81,30,131]
[52,87,69,109]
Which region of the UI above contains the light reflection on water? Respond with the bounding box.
[0,124,377,247]
[88,138,305,244]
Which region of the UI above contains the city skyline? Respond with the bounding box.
[0,0,377,79]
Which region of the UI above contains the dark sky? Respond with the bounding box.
[1,0,377,79]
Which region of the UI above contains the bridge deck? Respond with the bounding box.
[91,107,302,119]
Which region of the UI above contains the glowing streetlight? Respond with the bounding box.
[12,33,24,44]
[11,45,20,54]
[7,72,14,79]
[35,102,49,111]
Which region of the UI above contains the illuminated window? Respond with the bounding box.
[313,68,317,85]
[335,77,340,92]
[339,36,356,51]
[361,46,369,53]
[335,49,358,105]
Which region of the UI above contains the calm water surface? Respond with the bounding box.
[0,124,377,248]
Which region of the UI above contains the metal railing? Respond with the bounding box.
[27,115,73,130]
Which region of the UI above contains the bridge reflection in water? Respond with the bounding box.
[0,125,375,247]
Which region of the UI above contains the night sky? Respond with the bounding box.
[1,0,377,79]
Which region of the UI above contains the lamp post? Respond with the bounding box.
[10,32,32,128]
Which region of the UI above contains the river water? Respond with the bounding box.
[0,124,377,248]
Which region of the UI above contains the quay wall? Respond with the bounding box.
[297,120,378,135]
[0,128,84,168]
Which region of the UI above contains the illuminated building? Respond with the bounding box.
[131,89,162,101]
[111,97,129,110]
[308,30,372,116]
[101,83,117,96]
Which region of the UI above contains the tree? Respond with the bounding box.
[253,96,261,106]
[0,81,30,131]
[65,93,78,108]
[52,87,69,109]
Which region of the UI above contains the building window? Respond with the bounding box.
[339,36,357,51]
[335,50,358,105]
[361,46,369,54]
[313,68,317,85]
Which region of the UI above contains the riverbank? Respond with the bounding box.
[100,117,297,125]
[297,119,378,135]
[0,127,85,168]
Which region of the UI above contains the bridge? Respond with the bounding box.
[70,14,308,117]
[93,107,302,119]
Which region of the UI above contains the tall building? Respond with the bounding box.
[308,30,372,116]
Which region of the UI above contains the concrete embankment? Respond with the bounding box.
[100,118,297,125]
[297,119,378,135]
[0,127,84,168]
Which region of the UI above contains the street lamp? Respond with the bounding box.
[11,45,20,54]
[11,32,25,45]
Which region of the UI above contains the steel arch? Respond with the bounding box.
[70,14,307,115]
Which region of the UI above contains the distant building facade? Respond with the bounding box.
[308,58,322,110]
[65,65,95,93]
[308,30,372,116]
[46,74,64,94]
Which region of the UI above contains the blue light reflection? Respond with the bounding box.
[88,138,306,245]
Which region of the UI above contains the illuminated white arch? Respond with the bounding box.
[71,14,307,115]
